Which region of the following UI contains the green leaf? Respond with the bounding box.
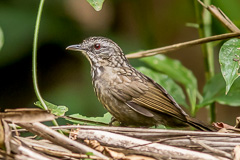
[136,66,188,108]
[198,74,225,107]
[0,27,4,51]
[34,101,68,116]
[86,0,105,11]
[67,112,112,126]
[199,73,240,107]
[219,38,240,94]
[140,55,198,115]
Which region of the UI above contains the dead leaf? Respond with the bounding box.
[84,139,105,152]
[213,122,235,130]
[84,139,125,159]
[69,128,80,141]
[0,108,55,123]
[213,122,240,133]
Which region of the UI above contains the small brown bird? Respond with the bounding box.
[66,37,214,131]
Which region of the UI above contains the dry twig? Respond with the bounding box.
[126,32,240,59]
[197,0,240,32]
[10,139,52,160]
[17,122,108,159]
[190,138,232,159]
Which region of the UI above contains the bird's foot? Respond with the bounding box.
[109,117,121,126]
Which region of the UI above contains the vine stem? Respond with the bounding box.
[194,0,215,122]
[33,0,47,110]
[32,0,63,133]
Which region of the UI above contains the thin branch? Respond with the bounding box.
[197,0,207,8]
[10,139,52,160]
[0,149,14,159]
[126,32,240,59]
[33,146,105,160]
[217,8,240,32]
[191,138,232,159]
[3,120,11,154]
[17,122,109,159]
[197,0,240,32]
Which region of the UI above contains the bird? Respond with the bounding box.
[66,36,214,131]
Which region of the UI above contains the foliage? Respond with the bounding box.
[86,0,105,11]
[34,100,68,116]
[219,38,240,94]
[67,112,111,125]
[199,73,240,107]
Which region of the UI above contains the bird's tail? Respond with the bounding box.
[186,116,216,131]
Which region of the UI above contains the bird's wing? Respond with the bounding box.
[111,74,187,121]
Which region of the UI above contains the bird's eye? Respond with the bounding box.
[94,43,101,50]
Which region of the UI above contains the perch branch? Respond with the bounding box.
[72,129,225,160]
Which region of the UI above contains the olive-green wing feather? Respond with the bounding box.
[111,73,188,122]
[131,77,188,121]
[110,75,154,117]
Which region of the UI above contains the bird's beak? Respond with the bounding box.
[66,44,83,51]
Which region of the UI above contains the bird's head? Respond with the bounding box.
[66,37,128,68]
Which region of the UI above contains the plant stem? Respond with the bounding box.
[209,103,215,123]
[33,0,47,110]
[203,0,215,79]
[33,0,63,133]
[202,0,216,123]
[194,0,216,122]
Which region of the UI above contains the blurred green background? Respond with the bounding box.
[0,0,240,125]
